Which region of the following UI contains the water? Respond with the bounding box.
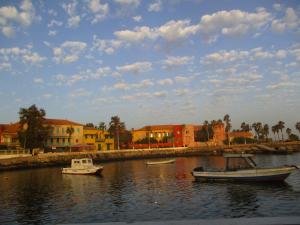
[1,154,300,225]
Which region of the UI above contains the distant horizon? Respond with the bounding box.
[0,0,299,136]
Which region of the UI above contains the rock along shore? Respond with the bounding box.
[0,142,300,171]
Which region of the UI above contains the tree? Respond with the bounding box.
[263,124,269,142]
[252,122,263,141]
[277,121,285,141]
[108,116,125,150]
[241,122,250,144]
[85,123,95,128]
[98,122,107,131]
[223,114,232,145]
[66,126,74,152]
[295,122,300,134]
[18,104,51,154]
[286,128,292,140]
[203,120,210,141]
[272,125,277,141]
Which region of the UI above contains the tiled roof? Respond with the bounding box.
[1,123,20,134]
[45,118,83,126]
[135,125,180,131]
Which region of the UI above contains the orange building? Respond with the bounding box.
[131,122,227,148]
[0,123,20,147]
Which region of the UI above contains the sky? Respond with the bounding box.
[0,0,300,133]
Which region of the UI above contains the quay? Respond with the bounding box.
[0,142,300,171]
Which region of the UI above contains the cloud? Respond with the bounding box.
[53,41,87,64]
[175,75,191,83]
[114,0,140,8]
[0,0,37,37]
[116,61,152,74]
[201,50,249,64]
[69,88,91,97]
[148,0,162,12]
[162,55,194,70]
[267,81,298,90]
[114,26,158,42]
[92,35,123,54]
[271,8,299,33]
[48,30,57,36]
[62,0,81,28]
[132,15,142,22]
[0,47,46,65]
[174,88,189,96]
[47,19,63,28]
[153,91,167,97]
[157,78,173,85]
[33,78,44,84]
[88,0,109,24]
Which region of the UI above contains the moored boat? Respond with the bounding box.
[146,159,175,165]
[62,158,103,175]
[191,154,299,182]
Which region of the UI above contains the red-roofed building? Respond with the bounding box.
[0,123,20,147]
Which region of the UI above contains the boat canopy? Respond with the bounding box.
[223,153,254,158]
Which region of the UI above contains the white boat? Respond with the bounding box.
[62,158,103,175]
[191,154,299,182]
[146,159,175,165]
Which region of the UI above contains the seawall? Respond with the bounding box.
[1,142,300,171]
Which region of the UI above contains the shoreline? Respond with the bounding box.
[0,142,300,171]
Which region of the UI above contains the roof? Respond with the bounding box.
[45,118,83,126]
[1,122,20,134]
[135,125,180,131]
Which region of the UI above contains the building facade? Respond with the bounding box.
[0,123,20,148]
[44,119,84,151]
[83,127,114,151]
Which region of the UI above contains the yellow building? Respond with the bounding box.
[83,127,114,151]
[45,119,84,151]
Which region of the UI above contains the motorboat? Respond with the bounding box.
[146,159,175,165]
[62,158,103,175]
[191,154,299,182]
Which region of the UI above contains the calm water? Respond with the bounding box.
[1,154,300,225]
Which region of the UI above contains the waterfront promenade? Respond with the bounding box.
[0,142,300,171]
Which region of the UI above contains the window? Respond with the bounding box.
[56,127,59,134]
[62,128,64,134]
[56,138,59,143]
[82,160,87,164]
[77,128,80,133]
[50,138,53,143]
[62,138,65,143]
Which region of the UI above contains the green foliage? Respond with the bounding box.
[98,122,107,131]
[18,104,51,153]
[288,133,299,141]
[85,123,95,128]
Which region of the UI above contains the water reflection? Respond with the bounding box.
[0,154,300,224]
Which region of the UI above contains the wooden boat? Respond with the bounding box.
[191,154,299,182]
[62,158,103,175]
[146,159,175,165]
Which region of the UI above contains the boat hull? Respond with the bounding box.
[192,167,296,182]
[146,159,175,165]
[62,166,103,175]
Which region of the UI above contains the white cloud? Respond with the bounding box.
[116,61,152,74]
[273,3,282,11]
[88,0,109,24]
[48,30,57,36]
[68,16,80,28]
[69,88,91,97]
[34,78,44,84]
[157,78,173,86]
[62,0,81,28]
[148,0,162,12]
[0,0,37,37]
[201,50,249,64]
[92,35,123,54]
[114,0,140,8]
[271,8,299,33]
[47,20,63,28]
[114,82,130,90]
[153,91,167,97]
[132,79,154,88]
[162,55,194,69]
[114,26,158,42]
[267,81,298,90]
[0,62,11,70]
[53,41,87,64]
[174,88,189,96]
[132,15,142,22]
[175,76,190,83]
[0,47,46,65]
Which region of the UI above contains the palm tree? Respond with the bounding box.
[223,114,232,145]
[203,120,210,141]
[109,116,125,150]
[98,122,106,131]
[272,125,277,142]
[263,124,269,142]
[277,121,285,141]
[241,122,250,144]
[66,126,74,152]
[295,122,300,134]
[286,128,292,140]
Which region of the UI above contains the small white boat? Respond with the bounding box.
[146,159,175,165]
[62,158,103,175]
[191,154,299,182]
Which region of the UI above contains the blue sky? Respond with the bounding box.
[0,0,300,133]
